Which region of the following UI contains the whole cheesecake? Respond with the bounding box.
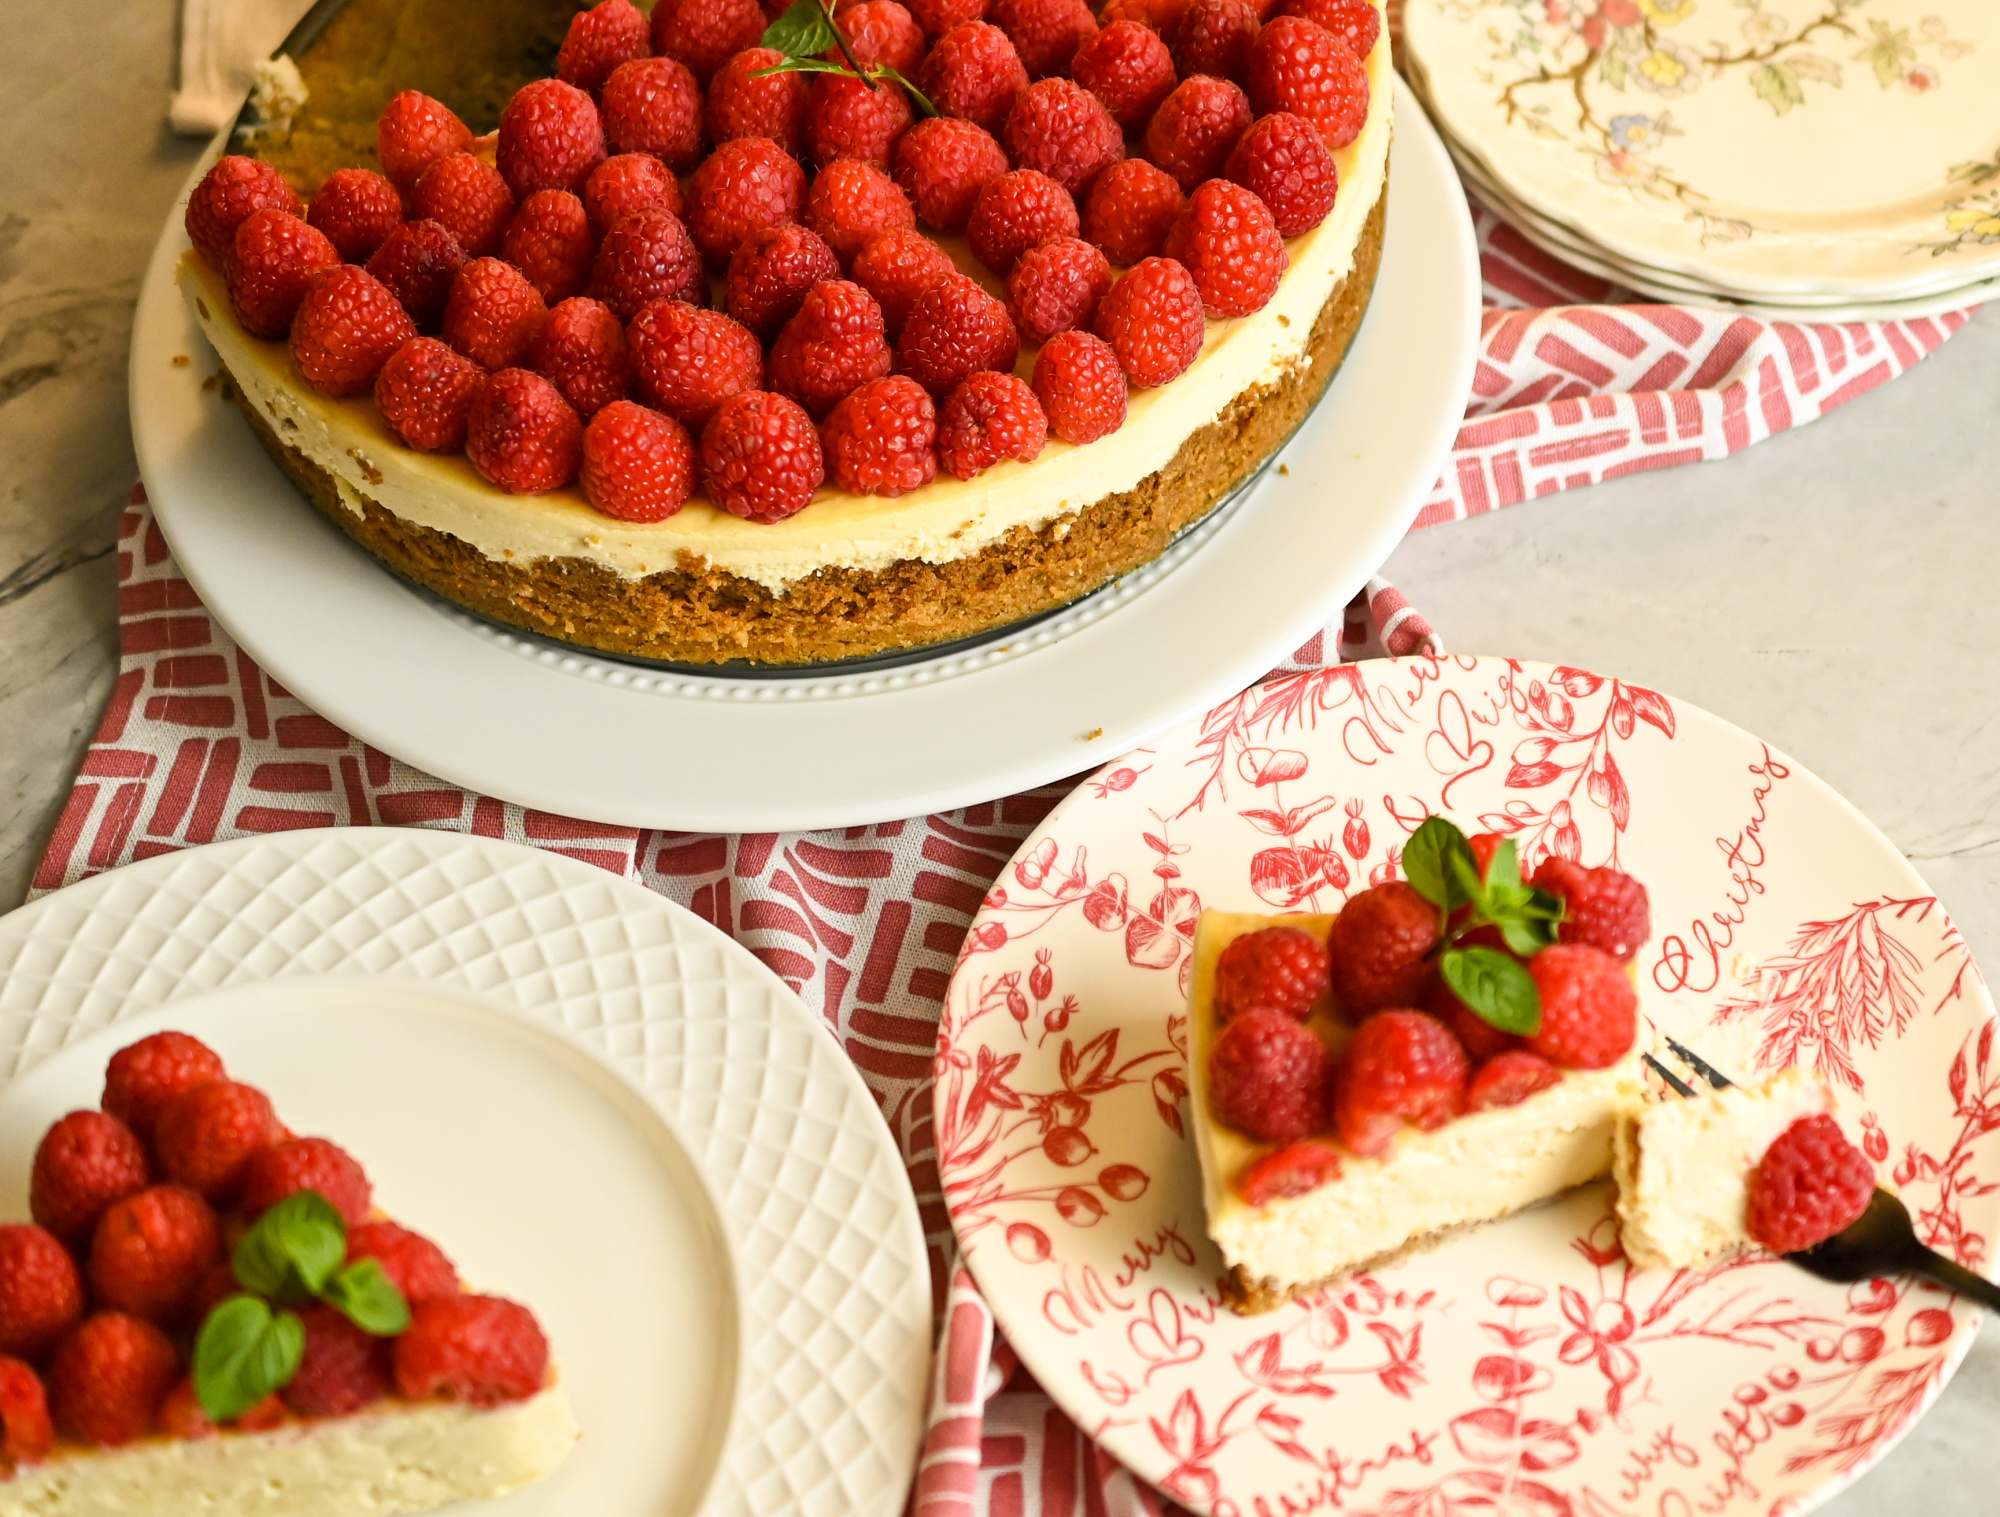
[177,0,1393,666]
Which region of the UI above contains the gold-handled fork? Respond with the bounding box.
[1643,1037,2000,1314]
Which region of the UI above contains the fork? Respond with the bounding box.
[1643,1037,2000,1314]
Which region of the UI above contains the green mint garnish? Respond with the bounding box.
[753,0,938,113]
[232,1190,347,1304]
[1402,817,1565,1035]
[193,1295,304,1423]
[320,1258,413,1337]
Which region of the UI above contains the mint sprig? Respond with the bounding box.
[1403,817,1564,1036]
[754,0,939,114]
[193,1295,304,1423]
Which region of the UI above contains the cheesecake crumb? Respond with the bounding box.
[347,448,384,485]
[1277,314,1290,327]
[1084,727,1103,740]
[196,297,210,320]
[172,354,192,367]
[1278,464,1289,476]
[583,534,603,548]
[202,372,218,391]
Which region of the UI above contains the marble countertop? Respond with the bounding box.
[0,0,1991,1508]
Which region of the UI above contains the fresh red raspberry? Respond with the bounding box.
[238,1137,372,1226]
[1246,16,1369,150]
[1213,925,1330,1021]
[291,265,419,397]
[1747,1114,1875,1254]
[1224,110,1338,236]
[102,1033,227,1146]
[154,1081,280,1202]
[0,1357,53,1465]
[822,375,938,496]
[706,48,809,157]
[1172,0,1260,81]
[1143,74,1252,190]
[1531,858,1651,964]
[48,1314,180,1448]
[376,337,486,451]
[346,1222,461,1306]
[601,57,704,172]
[283,1305,391,1418]
[726,222,843,340]
[1281,0,1380,59]
[1100,0,1192,28]
[530,296,632,417]
[629,301,766,429]
[1326,881,1442,1019]
[650,0,765,84]
[1031,330,1126,444]
[1234,1141,1342,1205]
[305,167,403,263]
[501,189,595,304]
[156,1379,283,1439]
[896,272,1019,396]
[936,371,1047,479]
[443,257,549,370]
[1332,1010,1469,1156]
[700,391,825,522]
[1208,1008,1330,1144]
[1081,158,1187,265]
[1003,79,1123,197]
[581,400,697,521]
[687,137,807,267]
[770,280,894,419]
[1430,973,1523,1063]
[831,1,926,71]
[1524,943,1637,1070]
[805,73,915,171]
[498,79,606,198]
[410,152,515,258]
[590,208,701,319]
[377,92,474,197]
[904,0,987,36]
[0,1227,84,1360]
[393,1295,549,1408]
[466,368,585,493]
[851,227,959,339]
[557,0,651,97]
[990,0,1098,77]
[225,210,342,339]
[967,169,1079,276]
[1092,255,1204,386]
[31,1112,149,1247]
[892,117,1009,234]
[1465,1050,1562,1112]
[86,1186,220,1323]
[583,154,685,240]
[1071,21,1177,131]
[185,155,301,270]
[806,158,917,264]
[186,1261,244,1328]
[1162,177,1287,317]
[919,21,1031,135]
[1006,235,1110,346]
[365,219,467,331]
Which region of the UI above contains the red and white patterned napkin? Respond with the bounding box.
[33,193,1975,1517]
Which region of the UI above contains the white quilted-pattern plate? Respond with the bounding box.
[0,830,931,1517]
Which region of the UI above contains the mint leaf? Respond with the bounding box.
[749,55,853,78]
[234,1190,346,1303]
[322,1258,411,1337]
[1440,945,1542,1036]
[193,1295,305,1423]
[1404,817,1475,910]
[1489,837,1520,890]
[875,64,938,116]
[761,0,838,55]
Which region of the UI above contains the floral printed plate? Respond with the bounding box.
[1403,0,2000,299]
[938,656,1997,1517]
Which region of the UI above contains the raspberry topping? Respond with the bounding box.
[687,136,808,267]
[304,168,403,264]
[1003,78,1124,196]
[31,1111,150,1246]
[1081,158,1187,266]
[1006,236,1111,346]
[48,1314,180,1448]
[1143,73,1252,191]
[1327,880,1442,1019]
[1208,1008,1331,1145]
[590,208,702,320]
[937,371,1048,480]
[1465,1050,1562,1112]
[1214,925,1331,1021]
[726,222,844,341]
[496,79,606,198]
[411,152,515,259]
[1162,178,1288,318]
[1246,15,1370,150]
[0,1227,85,1360]
[186,156,301,269]
[805,73,915,170]
[530,296,633,418]
[443,257,550,371]
[600,57,704,172]
[629,300,767,429]
[706,48,810,157]
[833,1,927,72]
[365,219,468,331]
[103,1033,227,1145]
[87,1186,222,1323]
[919,21,1032,135]
[1071,21,1177,131]
[466,368,585,493]
[284,1305,392,1418]
[1281,0,1381,60]
[393,1295,550,1408]
[376,92,474,197]
[1100,0,1194,26]
[1430,972,1523,1063]
[291,265,419,397]
[1093,255,1204,388]
[346,1222,462,1307]
[1523,943,1637,1070]
[376,337,486,452]
[770,279,895,418]
[0,1357,53,1466]
[583,153,686,239]
[806,158,918,265]
[700,390,826,522]
[1531,857,1652,964]
[154,1080,281,1202]
[239,1137,372,1226]
[225,209,342,340]
[990,0,1099,79]
[905,0,987,34]
[893,116,1010,234]
[1747,1114,1876,1255]
[1235,1141,1342,1206]
[502,189,595,304]
[1225,110,1340,237]
[1172,0,1260,83]
[967,169,1080,276]
[557,0,651,97]
[822,375,940,496]
[1331,1009,1469,1157]
[852,227,960,339]
[1031,330,1127,444]
[649,0,765,85]
[582,400,698,521]
[896,272,1020,396]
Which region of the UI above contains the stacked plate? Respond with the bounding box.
[1402,0,2000,320]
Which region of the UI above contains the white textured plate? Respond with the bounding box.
[938,656,1997,1517]
[127,82,1478,834]
[0,829,932,1517]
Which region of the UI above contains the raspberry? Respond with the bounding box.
[1163,177,1287,316]
[1246,16,1369,150]
[832,1,926,72]
[1081,158,1187,265]
[466,368,585,493]
[919,22,1031,135]
[443,257,549,370]
[1326,880,1441,1019]
[582,400,697,521]
[629,301,766,428]
[1143,74,1252,191]
[1003,80,1123,196]
[1208,1008,1330,1144]
[650,0,765,85]
[498,79,606,198]
[291,265,419,397]
[103,1033,227,1146]
[394,1295,548,1408]
[299,170,400,268]
[726,222,843,340]
[186,1261,244,1328]
[936,371,1047,479]
[1214,925,1330,1021]
[990,0,1098,78]
[284,1305,391,1418]
[806,158,917,264]
[154,1081,280,1202]
[1071,21,1177,131]
[31,1111,149,1246]
[1332,1010,1469,1157]
[701,390,825,521]
[1031,330,1126,444]
[48,1314,180,1448]
[1747,1115,1875,1254]
[0,1357,53,1466]
[238,1137,372,1225]
[377,92,474,197]
[557,0,651,97]
[87,1187,221,1322]
[530,296,632,417]
[1281,0,1381,59]
[225,210,341,339]
[687,137,807,267]
[893,117,1009,234]
[185,155,301,269]
[851,227,959,339]
[822,375,938,496]
[1523,944,1637,1070]
[376,337,485,451]
[1465,1050,1562,1112]
[583,154,686,240]
[1468,830,1525,885]
[1173,0,1259,81]
[411,152,515,258]
[1093,255,1204,386]
[967,169,1079,276]
[896,272,1019,396]
[156,1379,282,1439]
[805,73,914,171]
[601,57,704,172]
[1430,965,1523,1063]
[346,1223,461,1307]
[501,189,595,304]
[365,219,468,330]
[1235,1141,1342,1206]
[1225,110,1338,236]
[706,48,810,157]
[1006,235,1110,345]
[905,0,987,36]
[1531,858,1651,964]
[1100,0,1192,28]
[0,1227,85,1360]
[769,280,894,419]
[590,208,702,319]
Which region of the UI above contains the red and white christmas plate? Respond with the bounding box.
[937,655,1997,1517]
